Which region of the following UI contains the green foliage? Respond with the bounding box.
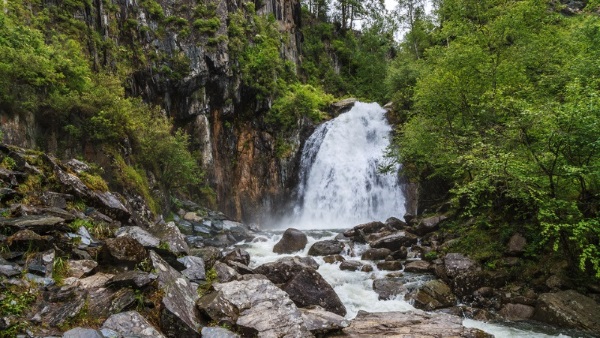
[193,18,221,34]
[198,267,218,297]
[388,0,600,277]
[0,156,16,170]
[0,285,36,337]
[267,83,333,132]
[112,153,159,214]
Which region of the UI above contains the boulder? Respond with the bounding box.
[282,267,347,316]
[109,271,157,288]
[343,221,388,238]
[444,253,480,278]
[87,287,136,318]
[300,306,349,335]
[201,326,240,338]
[101,237,147,268]
[330,311,491,337]
[499,303,535,321]
[115,226,161,248]
[339,260,364,271]
[147,221,189,255]
[385,217,408,230]
[79,273,114,289]
[273,228,308,254]
[376,261,403,271]
[178,256,206,283]
[7,229,53,250]
[361,248,391,261]
[331,97,357,115]
[102,311,165,338]
[254,256,319,284]
[308,240,345,256]
[192,247,221,268]
[63,327,103,338]
[323,255,345,264]
[412,215,447,236]
[372,278,406,300]
[222,248,250,266]
[214,261,240,283]
[404,260,432,273]
[0,263,22,277]
[369,232,418,251]
[506,233,527,256]
[66,260,97,278]
[409,280,456,311]
[197,279,312,337]
[150,251,201,337]
[1,215,65,232]
[533,290,600,333]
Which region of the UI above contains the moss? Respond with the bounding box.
[193,17,221,34]
[79,172,109,192]
[198,267,217,297]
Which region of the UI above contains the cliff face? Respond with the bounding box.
[1,0,310,224]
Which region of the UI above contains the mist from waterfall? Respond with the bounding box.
[289,102,405,229]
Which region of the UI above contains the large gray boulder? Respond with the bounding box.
[300,306,349,335]
[102,311,165,338]
[444,253,480,278]
[408,280,456,311]
[329,311,491,337]
[372,278,406,300]
[178,256,206,283]
[412,214,447,236]
[101,237,147,268]
[150,251,201,338]
[308,240,345,256]
[63,328,103,338]
[368,231,418,251]
[147,221,189,255]
[115,226,161,248]
[533,290,600,334]
[197,279,312,337]
[361,248,391,261]
[273,228,308,254]
[253,256,319,284]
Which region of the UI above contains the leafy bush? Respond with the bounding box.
[267,83,333,132]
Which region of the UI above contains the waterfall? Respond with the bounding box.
[291,102,405,229]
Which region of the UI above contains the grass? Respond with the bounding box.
[78,172,109,192]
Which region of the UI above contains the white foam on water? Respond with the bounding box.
[463,319,572,338]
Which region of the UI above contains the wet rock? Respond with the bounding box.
[0,263,22,277]
[40,289,87,327]
[214,261,240,283]
[410,280,456,311]
[7,229,53,250]
[308,240,345,256]
[282,267,347,316]
[372,278,406,300]
[40,192,72,209]
[66,260,97,278]
[51,159,131,222]
[27,249,54,277]
[361,248,391,261]
[361,265,373,272]
[331,98,357,115]
[444,253,480,278]
[191,246,221,268]
[66,159,91,173]
[343,221,389,239]
[101,237,147,268]
[385,217,408,230]
[197,279,311,337]
[2,215,65,232]
[331,311,491,337]
[369,231,418,251]
[300,306,349,335]
[115,226,160,248]
[254,256,320,284]
[339,260,364,271]
[63,327,104,338]
[222,248,250,266]
[201,326,240,338]
[273,228,308,254]
[412,214,447,236]
[150,251,201,337]
[452,270,488,298]
[87,287,136,318]
[376,260,403,271]
[499,303,535,321]
[109,270,157,288]
[178,256,206,283]
[102,311,166,338]
[404,260,432,273]
[390,247,408,260]
[0,188,16,201]
[79,273,114,289]
[506,233,527,256]
[323,255,345,263]
[147,221,189,255]
[533,290,600,333]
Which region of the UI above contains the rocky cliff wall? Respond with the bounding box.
[1,0,308,224]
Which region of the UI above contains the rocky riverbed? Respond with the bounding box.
[1,143,599,337]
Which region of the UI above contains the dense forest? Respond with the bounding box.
[1,0,599,282]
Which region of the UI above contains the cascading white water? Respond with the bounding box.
[292,102,405,229]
